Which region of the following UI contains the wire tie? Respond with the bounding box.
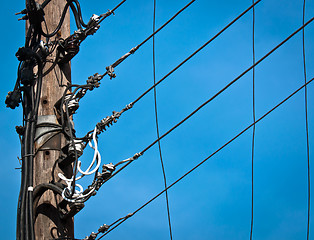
[109,9,115,16]
[22,153,35,159]
[28,186,34,192]
[24,117,35,123]
[132,152,142,160]
[125,103,133,110]
[129,46,139,54]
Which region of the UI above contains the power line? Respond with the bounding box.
[250,0,256,239]
[98,0,126,24]
[302,1,311,240]
[152,0,173,239]
[98,76,314,239]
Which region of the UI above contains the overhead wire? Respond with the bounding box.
[152,0,173,239]
[250,0,256,239]
[97,76,314,239]
[98,0,126,24]
[302,1,311,239]
[138,0,195,49]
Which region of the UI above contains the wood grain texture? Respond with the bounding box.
[32,0,74,239]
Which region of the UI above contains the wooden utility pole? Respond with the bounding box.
[31,1,73,239]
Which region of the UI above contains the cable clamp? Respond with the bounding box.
[87,14,100,28]
[124,103,133,111]
[15,9,27,15]
[132,152,142,160]
[86,73,102,88]
[98,224,109,233]
[22,153,35,159]
[130,46,139,54]
[85,14,101,36]
[28,186,34,192]
[106,65,116,79]
[100,9,115,19]
[84,232,97,240]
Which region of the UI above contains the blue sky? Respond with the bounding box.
[1,0,314,239]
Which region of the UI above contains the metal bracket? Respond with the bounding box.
[34,115,62,151]
[58,199,85,220]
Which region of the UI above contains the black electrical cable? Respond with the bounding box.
[15,44,44,240]
[43,50,60,77]
[27,88,36,240]
[303,1,311,240]
[68,0,84,30]
[27,52,44,240]
[152,0,173,239]
[19,114,29,240]
[32,183,63,218]
[34,131,63,157]
[16,2,47,239]
[16,62,24,240]
[98,77,314,239]
[41,0,52,9]
[30,29,41,50]
[41,0,83,38]
[250,1,255,239]
[40,2,70,38]
[140,0,195,49]
[20,76,39,240]
[71,0,87,27]
[33,128,62,142]
[41,0,86,30]
[53,59,66,87]
[20,97,33,240]
[98,0,127,24]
